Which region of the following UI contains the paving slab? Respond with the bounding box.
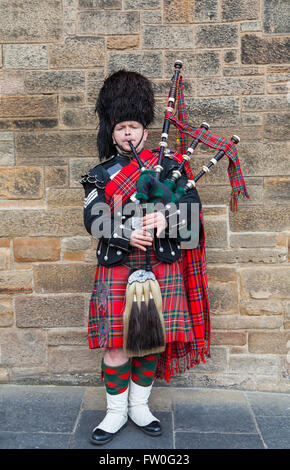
[254,416,290,449]
[245,391,290,417]
[175,431,265,449]
[0,432,71,450]
[0,385,85,434]
[172,388,257,434]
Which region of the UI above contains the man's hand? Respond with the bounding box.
[142,211,168,237]
[129,229,153,251]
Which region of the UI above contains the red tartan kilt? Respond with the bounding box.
[88,247,195,350]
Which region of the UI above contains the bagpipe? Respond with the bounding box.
[122,60,249,358]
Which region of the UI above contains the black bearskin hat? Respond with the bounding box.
[95,70,155,160]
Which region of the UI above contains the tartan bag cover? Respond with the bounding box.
[88,149,211,382]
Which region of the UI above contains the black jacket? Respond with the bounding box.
[80,150,202,267]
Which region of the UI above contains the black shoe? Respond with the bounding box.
[90,422,128,446]
[131,418,162,436]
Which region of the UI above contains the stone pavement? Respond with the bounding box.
[1,384,290,450]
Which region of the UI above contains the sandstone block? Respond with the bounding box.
[199,180,262,206]
[0,70,25,95]
[264,177,290,205]
[203,216,227,248]
[186,97,239,127]
[3,44,48,69]
[230,233,286,248]
[207,247,287,264]
[61,236,91,252]
[242,95,289,111]
[194,346,227,373]
[47,188,83,208]
[212,331,246,346]
[0,295,13,326]
[0,96,57,118]
[165,50,220,77]
[190,0,218,22]
[47,328,88,346]
[240,21,262,32]
[207,265,238,283]
[0,118,58,132]
[45,166,68,188]
[15,132,98,165]
[208,281,238,315]
[224,50,238,64]
[48,346,102,373]
[221,0,259,20]
[50,36,105,68]
[142,11,162,24]
[107,35,140,50]
[212,314,282,330]
[0,329,46,366]
[0,209,84,237]
[33,263,96,293]
[229,354,279,376]
[249,332,290,354]
[13,238,60,262]
[60,107,97,130]
[242,114,263,126]
[197,77,264,96]
[229,207,290,232]
[0,271,32,294]
[0,167,43,200]
[264,0,290,34]
[241,34,290,64]
[0,370,9,383]
[143,25,193,49]
[238,142,290,177]
[240,299,282,316]
[223,65,261,76]
[0,249,10,271]
[78,0,122,8]
[240,267,290,300]
[78,11,139,35]
[59,94,85,106]
[15,294,85,328]
[264,112,290,140]
[24,71,85,94]
[196,24,238,48]
[124,0,160,8]
[0,0,62,43]
[0,141,14,166]
[107,52,162,78]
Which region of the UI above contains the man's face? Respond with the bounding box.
[112,120,148,153]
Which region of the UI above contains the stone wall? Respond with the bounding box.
[0,0,289,391]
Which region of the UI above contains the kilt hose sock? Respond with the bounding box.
[101,358,131,395]
[128,354,161,428]
[131,354,160,386]
[94,359,131,435]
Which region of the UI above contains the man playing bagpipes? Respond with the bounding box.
[80,64,249,445]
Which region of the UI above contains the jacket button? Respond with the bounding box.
[159,247,164,252]
[171,251,175,256]
[117,250,122,255]
[104,255,108,261]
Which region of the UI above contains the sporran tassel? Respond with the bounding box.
[123,270,166,357]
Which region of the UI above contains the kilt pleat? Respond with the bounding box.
[88,244,210,382]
